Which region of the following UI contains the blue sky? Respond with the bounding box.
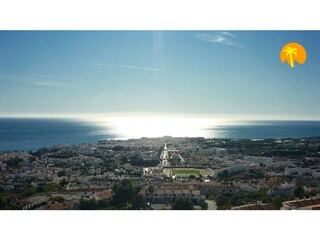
[0,31,320,120]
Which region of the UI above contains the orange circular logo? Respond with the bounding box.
[280,42,307,68]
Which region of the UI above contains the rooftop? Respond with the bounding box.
[283,197,320,209]
[232,203,277,210]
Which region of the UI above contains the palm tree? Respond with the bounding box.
[283,47,298,68]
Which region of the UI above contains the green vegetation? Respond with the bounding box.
[172,198,194,210]
[199,201,208,210]
[148,185,154,194]
[5,157,23,168]
[0,196,7,209]
[44,182,61,192]
[272,196,284,209]
[59,178,69,187]
[216,194,232,210]
[78,198,100,210]
[77,180,146,210]
[0,185,40,210]
[171,169,200,176]
[294,185,305,199]
[218,169,265,182]
[217,170,229,181]
[57,170,66,177]
[111,179,144,209]
[0,183,57,210]
[213,190,294,210]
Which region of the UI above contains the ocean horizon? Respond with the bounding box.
[1,117,320,152]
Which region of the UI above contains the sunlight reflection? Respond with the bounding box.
[94,117,225,139]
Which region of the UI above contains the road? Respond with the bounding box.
[206,200,217,210]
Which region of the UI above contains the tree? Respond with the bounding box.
[230,195,242,206]
[112,180,141,208]
[218,170,229,180]
[148,185,154,194]
[294,185,305,199]
[78,198,98,210]
[199,201,208,210]
[216,195,230,210]
[189,175,196,180]
[37,186,45,193]
[0,196,7,209]
[172,198,194,210]
[5,157,23,168]
[272,196,284,209]
[97,199,110,209]
[132,194,145,210]
[248,189,267,200]
[44,182,60,192]
[59,178,68,187]
[58,170,66,177]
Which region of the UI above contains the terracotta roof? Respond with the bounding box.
[191,190,200,195]
[309,206,320,210]
[16,200,32,204]
[301,204,320,210]
[201,183,239,190]
[285,198,320,209]
[44,201,76,210]
[96,190,113,200]
[164,189,173,194]
[232,203,277,210]
[155,189,165,194]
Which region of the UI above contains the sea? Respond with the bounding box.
[1,118,320,152]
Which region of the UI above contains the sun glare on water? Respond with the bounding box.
[90,116,226,139]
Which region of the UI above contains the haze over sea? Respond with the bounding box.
[1,117,320,151]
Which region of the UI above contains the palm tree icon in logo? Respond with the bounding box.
[280,42,307,68]
[283,47,297,68]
